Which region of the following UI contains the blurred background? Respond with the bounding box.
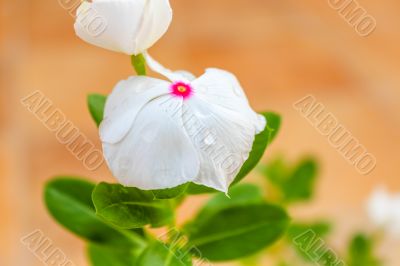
[1,0,399,265]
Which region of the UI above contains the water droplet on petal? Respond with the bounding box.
[204,134,216,145]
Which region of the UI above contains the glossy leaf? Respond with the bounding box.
[187,203,289,261]
[92,182,174,229]
[88,94,107,126]
[137,241,192,266]
[44,177,145,249]
[151,183,189,200]
[185,183,216,195]
[187,112,281,194]
[192,184,264,226]
[87,243,140,266]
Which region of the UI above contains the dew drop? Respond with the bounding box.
[204,134,216,145]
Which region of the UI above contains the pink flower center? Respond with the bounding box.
[170,82,193,99]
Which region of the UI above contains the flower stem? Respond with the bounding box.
[131,54,147,76]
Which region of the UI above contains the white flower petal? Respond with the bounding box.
[103,96,200,190]
[192,68,266,133]
[74,0,172,55]
[143,52,189,82]
[367,186,400,237]
[182,98,258,192]
[174,70,196,82]
[179,69,265,192]
[133,0,173,54]
[367,187,391,226]
[100,76,170,144]
[388,195,400,236]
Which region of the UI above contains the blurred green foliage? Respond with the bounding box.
[347,234,381,266]
[260,156,318,204]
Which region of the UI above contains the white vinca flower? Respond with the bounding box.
[100,53,266,192]
[366,186,400,237]
[74,0,172,55]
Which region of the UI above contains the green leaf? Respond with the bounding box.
[260,157,288,186]
[87,94,107,127]
[44,177,145,249]
[187,112,282,194]
[263,156,318,203]
[186,184,216,195]
[287,221,332,262]
[319,249,346,266]
[87,243,140,266]
[184,184,265,250]
[92,182,174,229]
[137,241,192,266]
[131,54,147,76]
[283,158,318,202]
[348,234,381,266]
[192,184,264,226]
[287,222,331,240]
[151,183,189,200]
[186,203,290,261]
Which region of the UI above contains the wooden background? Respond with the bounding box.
[1,0,399,265]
